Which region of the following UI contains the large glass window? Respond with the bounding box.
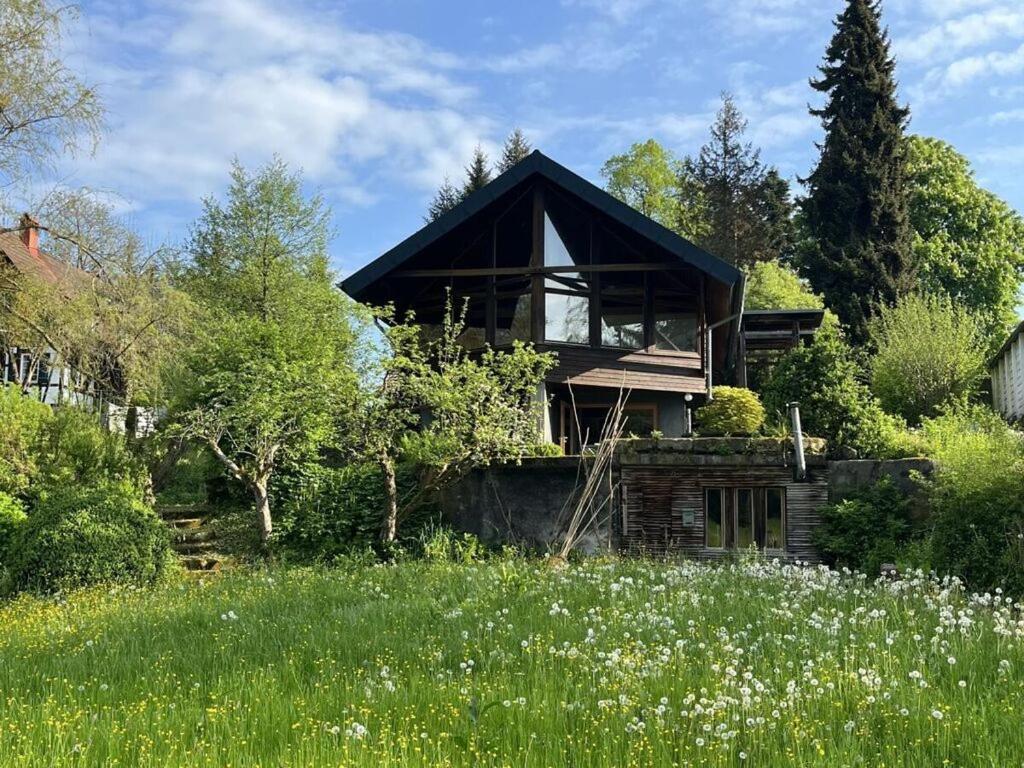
[600,273,644,349]
[736,489,754,549]
[704,487,786,551]
[706,488,724,549]
[654,291,698,352]
[765,488,785,550]
[544,211,591,344]
[495,277,532,346]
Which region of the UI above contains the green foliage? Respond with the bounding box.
[274,463,435,561]
[813,478,915,577]
[870,294,987,425]
[683,94,795,267]
[0,385,51,495]
[907,135,1024,344]
[761,325,909,458]
[0,492,27,569]
[497,129,532,173]
[361,297,555,542]
[745,261,824,311]
[919,407,1024,595]
[601,139,707,239]
[525,442,564,458]
[696,387,765,435]
[176,158,364,544]
[419,526,486,564]
[799,0,913,343]
[462,145,492,198]
[0,384,144,497]
[4,483,170,594]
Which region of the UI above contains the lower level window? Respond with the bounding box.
[704,487,786,551]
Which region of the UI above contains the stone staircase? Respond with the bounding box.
[158,504,227,572]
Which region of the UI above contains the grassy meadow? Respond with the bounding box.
[1,557,1023,766]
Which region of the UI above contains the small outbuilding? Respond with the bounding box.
[991,320,1024,423]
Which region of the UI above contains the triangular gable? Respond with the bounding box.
[341,150,742,298]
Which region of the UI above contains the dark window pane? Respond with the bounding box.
[766,488,785,550]
[654,291,698,352]
[495,278,532,345]
[601,273,644,350]
[736,489,754,549]
[706,488,723,548]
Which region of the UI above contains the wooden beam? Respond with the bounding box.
[531,182,545,343]
[391,262,691,278]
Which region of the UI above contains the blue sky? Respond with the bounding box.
[60,0,1024,278]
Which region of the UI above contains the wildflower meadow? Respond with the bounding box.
[1,558,1022,766]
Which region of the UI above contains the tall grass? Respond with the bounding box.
[1,558,1022,766]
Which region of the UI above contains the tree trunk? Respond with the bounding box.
[253,477,273,548]
[380,454,398,544]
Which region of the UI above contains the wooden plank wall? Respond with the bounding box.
[620,466,828,562]
[547,347,705,393]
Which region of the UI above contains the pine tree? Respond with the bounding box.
[799,0,913,343]
[682,94,794,268]
[497,128,532,173]
[425,176,460,222]
[461,145,493,198]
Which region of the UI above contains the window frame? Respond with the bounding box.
[703,486,787,553]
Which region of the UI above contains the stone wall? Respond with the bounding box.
[440,457,610,553]
[827,458,935,519]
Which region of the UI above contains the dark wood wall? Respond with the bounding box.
[619,465,828,562]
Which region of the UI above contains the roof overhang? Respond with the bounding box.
[340,150,743,300]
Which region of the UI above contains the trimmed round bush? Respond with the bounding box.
[697,387,765,435]
[5,483,171,594]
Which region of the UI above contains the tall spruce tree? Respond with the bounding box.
[462,145,493,198]
[800,0,913,343]
[497,128,532,173]
[681,93,794,268]
[425,176,460,222]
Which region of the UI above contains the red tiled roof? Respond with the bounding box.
[0,230,88,288]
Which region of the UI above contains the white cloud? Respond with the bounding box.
[990,108,1024,124]
[895,6,1024,64]
[941,42,1024,88]
[64,0,492,209]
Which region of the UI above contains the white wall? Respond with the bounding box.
[992,328,1024,422]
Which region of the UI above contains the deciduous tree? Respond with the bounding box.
[906,135,1024,345]
[176,159,361,547]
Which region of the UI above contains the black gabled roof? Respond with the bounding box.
[340,150,742,299]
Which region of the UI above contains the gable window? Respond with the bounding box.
[704,487,786,551]
[544,212,591,344]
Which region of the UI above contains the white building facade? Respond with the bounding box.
[991,321,1024,423]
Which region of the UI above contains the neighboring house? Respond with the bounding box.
[0,214,97,408]
[342,151,821,452]
[991,320,1024,423]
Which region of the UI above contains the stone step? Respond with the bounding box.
[173,527,216,544]
[157,503,210,520]
[174,539,218,555]
[179,554,223,572]
[166,517,204,530]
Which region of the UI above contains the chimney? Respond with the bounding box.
[19,213,39,253]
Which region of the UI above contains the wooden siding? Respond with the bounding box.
[545,346,705,393]
[620,465,828,562]
[992,324,1024,422]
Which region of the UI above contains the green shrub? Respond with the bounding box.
[0,385,51,495]
[697,387,765,435]
[919,407,1024,594]
[4,483,171,594]
[761,324,910,458]
[524,442,563,457]
[870,294,987,425]
[813,478,917,577]
[274,462,438,561]
[745,261,824,311]
[0,491,27,569]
